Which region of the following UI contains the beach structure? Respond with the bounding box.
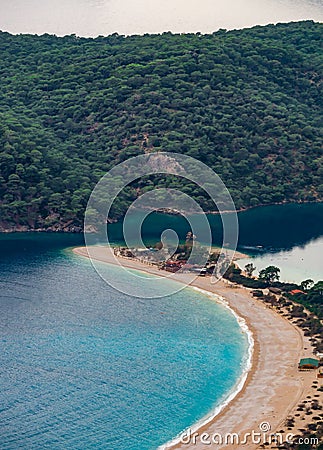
[189,266,207,275]
[298,358,319,370]
[162,260,207,275]
[163,260,182,273]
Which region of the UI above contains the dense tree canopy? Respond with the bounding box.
[0,21,322,229]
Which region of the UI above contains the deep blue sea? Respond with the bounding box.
[109,202,323,282]
[0,233,248,450]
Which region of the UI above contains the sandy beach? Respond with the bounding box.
[73,246,321,449]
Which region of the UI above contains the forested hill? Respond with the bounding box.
[0,21,322,230]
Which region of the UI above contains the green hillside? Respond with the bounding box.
[0,21,322,230]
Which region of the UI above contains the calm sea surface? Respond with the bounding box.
[235,203,323,283]
[0,232,249,449]
[0,1,322,444]
[0,0,322,36]
[108,203,323,283]
[0,203,322,448]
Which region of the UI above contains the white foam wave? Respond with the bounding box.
[158,286,254,450]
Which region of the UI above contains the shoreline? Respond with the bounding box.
[1,200,322,234]
[73,246,320,449]
[158,286,255,450]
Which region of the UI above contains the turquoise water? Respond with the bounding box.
[0,233,248,449]
[1,203,322,448]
